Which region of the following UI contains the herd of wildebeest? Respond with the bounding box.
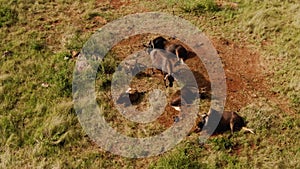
[115,36,254,135]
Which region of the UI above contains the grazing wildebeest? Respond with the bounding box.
[148,48,180,87]
[148,36,188,64]
[201,109,255,134]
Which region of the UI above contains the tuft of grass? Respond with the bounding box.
[150,146,207,169]
[30,41,45,51]
[209,137,235,151]
[0,6,18,27]
[181,0,220,14]
[64,31,88,51]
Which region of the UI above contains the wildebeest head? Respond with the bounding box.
[148,36,168,49]
[116,88,145,107]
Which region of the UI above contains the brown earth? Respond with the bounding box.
[107,33,294,134]
[212,37,295,115]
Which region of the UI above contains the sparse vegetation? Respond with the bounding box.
[0,0,299,168]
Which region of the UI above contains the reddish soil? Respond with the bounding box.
[108,33,294,133]
[213,37,263,111]
[212,37,294,114]
[108,0,130,9]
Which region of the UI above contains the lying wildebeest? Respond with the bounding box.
[200,109,255,134]
[116,88,145,107]
[170,85,199,108]
[170,85,199,122]
[171,87,210,110]
[148,36,188,64]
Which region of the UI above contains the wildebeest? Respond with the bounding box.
[148,48,180,87]
[116,88,145,106]
[200,109,255,134]
[170,85,199,122]
[170,85,199,107]
[148,36,188,64]
[171,87,210,110]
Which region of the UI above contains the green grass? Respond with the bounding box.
[0,0,299,168]
[237,1,300,111]
[180,0,220,14]
[0,5,18,27]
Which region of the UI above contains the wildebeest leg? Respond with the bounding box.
[230,121,234,134]
[175,50,184,65]
[230,114,234,134]
[163,74,168,87]
[164,74,174,88]
[164,74,171,88]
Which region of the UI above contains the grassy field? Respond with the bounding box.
[0,0,299,168]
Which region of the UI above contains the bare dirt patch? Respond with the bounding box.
[213,37,263,110]
[110,34,211,129]
[212,37,295,115]
[104,33,294,135]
